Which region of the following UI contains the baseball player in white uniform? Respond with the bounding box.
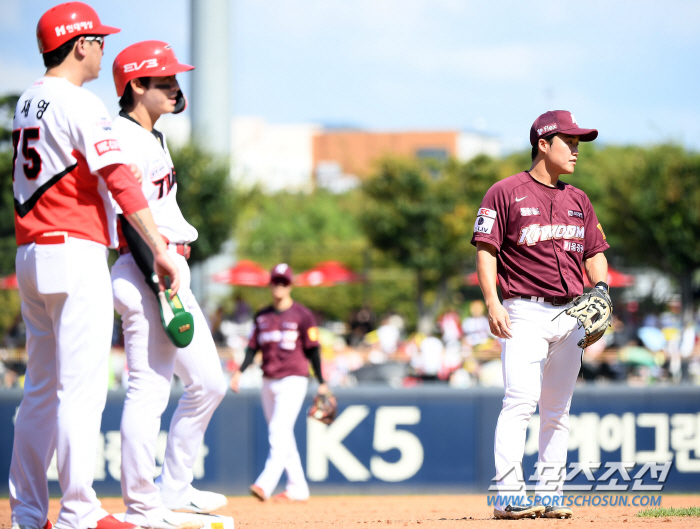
[472,111,609,519]
[109,41,228,529]
[10,4,180,529]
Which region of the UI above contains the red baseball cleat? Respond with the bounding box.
[93,515,139,529]
[271,492,307,503]
[249,484,267,501]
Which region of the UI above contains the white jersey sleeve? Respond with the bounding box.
[112,115,198,245]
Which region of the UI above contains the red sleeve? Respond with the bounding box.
[98,164,148,216]
[470,182,509,251]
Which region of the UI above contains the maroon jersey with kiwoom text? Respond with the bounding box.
[248,302,320,379]
[470,171,609,299]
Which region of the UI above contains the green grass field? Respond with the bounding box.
[637,506,700,517]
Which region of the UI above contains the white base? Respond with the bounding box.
[113,513,234,529]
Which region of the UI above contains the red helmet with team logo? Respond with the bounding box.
[113,40,194,97]
[36,2,120,54]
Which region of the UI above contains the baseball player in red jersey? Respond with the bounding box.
[229,264,328,502]
[471,111,610,519]
[109,41,228,529]
[9,4,179,529]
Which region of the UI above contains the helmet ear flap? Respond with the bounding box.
[173,90,187,114]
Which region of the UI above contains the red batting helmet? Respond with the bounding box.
[36,2,120,54]
[113,40,194,97]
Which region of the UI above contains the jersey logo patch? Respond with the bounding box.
[568,210,583,219]
[477,208,496,219]
[94,139,121,156]
[308,326,319,342]
[518,224,585,246]
[597,223,607,240]
[520,207,540,216]
[474,208,496,235]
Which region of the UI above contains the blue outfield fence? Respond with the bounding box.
[1,385,699,496]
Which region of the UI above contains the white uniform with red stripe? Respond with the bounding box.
[110,114,227,526]
[10,77,129,529]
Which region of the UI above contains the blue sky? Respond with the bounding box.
[1,0,699,152]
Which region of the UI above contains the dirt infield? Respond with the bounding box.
[2,495,699,528]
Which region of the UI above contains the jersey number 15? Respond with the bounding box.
[12,128,42,181]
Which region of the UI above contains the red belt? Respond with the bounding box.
[516,295,574,306]
[35,232,68,245]
[119,243,191,260]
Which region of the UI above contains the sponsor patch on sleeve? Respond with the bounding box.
[597,223,607,240]
[474,208,496,235]
[308,326,319,342]
[94,139,121,156]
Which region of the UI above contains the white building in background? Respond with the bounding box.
[231,116,321,193]
[159,115,502,193]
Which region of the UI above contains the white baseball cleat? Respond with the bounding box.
[493,505,545,519]
[141,511,204,529]
[543,506,573,519]
[165,488,228,514]
[12,523,53,529]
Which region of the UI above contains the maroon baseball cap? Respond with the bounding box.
[270,263,293,284]
[530,110,598,146]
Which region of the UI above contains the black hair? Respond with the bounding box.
[42,36,81,69]
[119,77,151,111]
[530,134,556,161]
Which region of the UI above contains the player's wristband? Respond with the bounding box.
[595,281,609,292]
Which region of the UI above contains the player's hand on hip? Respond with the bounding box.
[487,303,513,339]
[153,249,180,297]
[128,163,143,184]
[229,371,242,393]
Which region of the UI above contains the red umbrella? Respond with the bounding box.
[465,272,479,286]
[584,265,635,288]
[295,261,361,287]
[211,260,270,286]
[0,273,18,289]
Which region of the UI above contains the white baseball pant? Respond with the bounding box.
[10,238,113,529]
[111,250,226,525]
[255,376,310,500]
[493,298,585,505]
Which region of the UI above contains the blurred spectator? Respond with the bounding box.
[376,315,401,356]
[461,300,491,348]
[438,309,462,349]
[348,306,375,347]
[233,295,252,323]
[410,335,444,381]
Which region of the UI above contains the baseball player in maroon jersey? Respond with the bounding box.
[229,264,328,502]
[471,111,610,519]
[10,4,179,529]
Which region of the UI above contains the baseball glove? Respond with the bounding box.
[565,286,613,349]
[308,392,338,425]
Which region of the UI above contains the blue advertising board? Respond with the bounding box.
[1,386,698,496]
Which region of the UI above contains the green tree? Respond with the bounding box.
[233,189,368,322]
[591,144,700,323]
[360,156,496,332]
[0,95,21,339]
[170,145,240,263]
